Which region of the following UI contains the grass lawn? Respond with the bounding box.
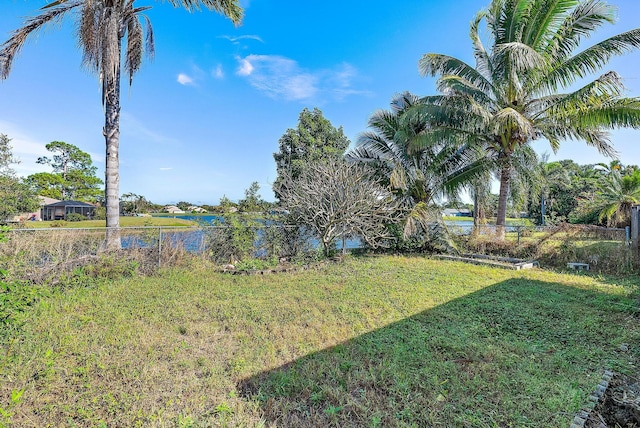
[1,256,638,427]
[20,216,196,228]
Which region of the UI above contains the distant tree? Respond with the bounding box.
[24,172,64,200]
[28,141,102,201]
[200,204,217,213]
[526,160,604,224]
[276,158,400,256]
[273,108,350,201]
[0,134,39,221]
[37,141,89,181]
[527,157,571,225]
[238,182,266,213]
[218,195,237,213]
[120,192,151,215]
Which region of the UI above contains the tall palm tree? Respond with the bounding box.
[0,0,242,249]
[412,0,640,238]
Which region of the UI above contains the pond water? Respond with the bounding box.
[138,216,521,254]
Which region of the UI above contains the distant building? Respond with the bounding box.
[164,205,185,214]
[187,206,207,213]
[41,200,96,221]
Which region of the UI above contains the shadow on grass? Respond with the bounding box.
[239,279,639,427]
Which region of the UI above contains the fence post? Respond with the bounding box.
[632,205,639,249]
[517,226,521,246]
[158,226,163,268]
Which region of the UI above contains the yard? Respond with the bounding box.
[20,216,196,228]
[1,255,638,427]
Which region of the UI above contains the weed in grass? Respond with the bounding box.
[214,402,233,415]
[324,404,343,416]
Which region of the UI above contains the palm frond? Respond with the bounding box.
[523,0,577,49]
[436,75,496,106]
[0,1,81,79]
[493,107,535,142]
[143,14,155,61]
[419,54,495,95]
[124,13,144,85]
[162,0,243,24]
[541,28,640,91]
[494,41,548,73]
[532,71,624,119]
[541,125,616,157]
[573,98,640,130]
[544,0,616,61]
[470,10,495,81]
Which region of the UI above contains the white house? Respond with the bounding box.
[187,206,207,213]
[164,205,185,214]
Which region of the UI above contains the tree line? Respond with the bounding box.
[270,0,640,252]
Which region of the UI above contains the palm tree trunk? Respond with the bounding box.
[496,161,512,240]
[103,47,122,250]
[472,183,485,236]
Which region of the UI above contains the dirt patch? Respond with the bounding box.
[585,373,640,428]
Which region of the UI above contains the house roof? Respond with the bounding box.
[38,196,61,206]
[43,200,96,208]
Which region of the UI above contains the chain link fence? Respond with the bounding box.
[452,223,636,274]
[2,222,637,281]
[1,225,362,282]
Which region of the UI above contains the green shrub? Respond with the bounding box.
[205,214,260,263]
[65,213,86,222]
[0,273,47,342]
[235,257,278,271]
[93,207,106,220]
[291,247,325,265]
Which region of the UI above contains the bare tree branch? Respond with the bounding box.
[277,159,401,256]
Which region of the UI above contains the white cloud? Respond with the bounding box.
[159,167,173,171]
[177,73,194,85]
[237,58,254,76]
[0,120,49,176]
[220,34,263,44]
[213,64,224,79]
[235,55,370,102]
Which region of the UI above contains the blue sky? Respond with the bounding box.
[1,0,640,205]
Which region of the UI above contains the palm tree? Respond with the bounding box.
[413,0,640,238]
[346,92,487,252]
[0,0,242,249]
[591,169,640,227]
